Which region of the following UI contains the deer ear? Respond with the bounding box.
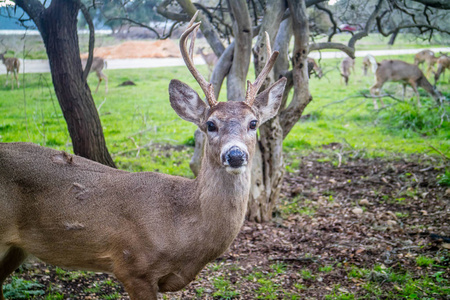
[253,77,287,124]
[169,79,208,127]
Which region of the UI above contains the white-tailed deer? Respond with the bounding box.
[0,51,20,90]
[0,12,286,300]
[340,57,355,85]
[370,59,443,109]
[81,57,108,94]
[414,49,438,76]
[307,57,323,79]
[362,54,377,76]
[434,55,449,85]
[196,47,218,73]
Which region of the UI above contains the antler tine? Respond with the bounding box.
[180,11,217,107]
[245,32,279,106]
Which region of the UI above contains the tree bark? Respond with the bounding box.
[227,0,252,101]
[388,28,399,45]
[15,0,116,168]
[247,0,287,222]
[280,0,312,139]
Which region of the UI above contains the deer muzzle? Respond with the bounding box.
[221,145,249,174]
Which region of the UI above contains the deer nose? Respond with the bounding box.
[224,146,247,168]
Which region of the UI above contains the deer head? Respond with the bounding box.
[169,12,286,175]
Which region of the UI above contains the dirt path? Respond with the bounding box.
[3,47,450,75]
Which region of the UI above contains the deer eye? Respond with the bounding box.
[206,121,217,132]
[249,120,258,130]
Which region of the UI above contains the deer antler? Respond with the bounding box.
[245,32,279,106]
[180,11,217,107]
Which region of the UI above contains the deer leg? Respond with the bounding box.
[409,81,420,107]
[115,269,158,300]
[0,247,28,300]
[103,73,108,94]
[4,71,9,88]
[402,83,407,100]
[95,78,102,93]
[370,82,384,109]
[14,69,19,88]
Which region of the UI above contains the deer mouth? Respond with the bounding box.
[221,145,248,175]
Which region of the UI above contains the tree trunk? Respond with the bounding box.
[247,0,287,222]
[388,28,399,45]
[16,0,115,167]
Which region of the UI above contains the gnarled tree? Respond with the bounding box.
[12,0,115,167]
[157,0,449,222]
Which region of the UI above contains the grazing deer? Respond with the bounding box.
[370,59,443,109]
[414,49,438,76]
[0,12,286,300]
[81,57,108,94]
[340,57,355,85]
[434,55,450,85]
[307,57,323,79]
[196,47,218,74]
[362,54,377,76]
[0,51,20,90]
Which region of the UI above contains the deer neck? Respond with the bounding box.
[194,146,251,234]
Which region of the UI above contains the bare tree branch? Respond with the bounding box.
[410,0,450,9]
[227,0,252,101]
[80,2,94,82]
[309,42,355,58]
[315,4,338,42]
[176,0,225,57]
[157,0,190,21]
[280,0,311,138]
[348,0,384,49]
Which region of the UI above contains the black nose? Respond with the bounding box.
[226,147,247,168]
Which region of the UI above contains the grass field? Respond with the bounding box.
[0,53,448,176]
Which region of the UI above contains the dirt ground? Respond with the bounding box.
[80,40,181,59]
[4,149,449,299]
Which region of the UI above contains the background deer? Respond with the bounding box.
[414,49,438,76]
[0,51,20,90]
[196,47,218,71]
[307,57,323,79]
[0,13,286,300]
[340,56,355,85]
[362,54,377,76]
[370,59,443,109]
[81,57,108,94]
[434,55,449,85]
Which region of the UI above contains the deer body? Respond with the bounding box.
[434,55,449,84]
[340,57,354,85]
[81,57,108,94]
[414,49,438,76]
[0,13,286,300]
[307,57,322,79]
[0,52,20,90]
[370,59,443,109]
[362,54,377,76]
[0,142,248,294]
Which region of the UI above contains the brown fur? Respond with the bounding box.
[414,49,438,76]
[340,57,355,85]
[307,57,323,79]
[434,55,450,84]
[370,59,443,109]
[0,79,286,300]
[81,57,108,94]
[0,52,20,90]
